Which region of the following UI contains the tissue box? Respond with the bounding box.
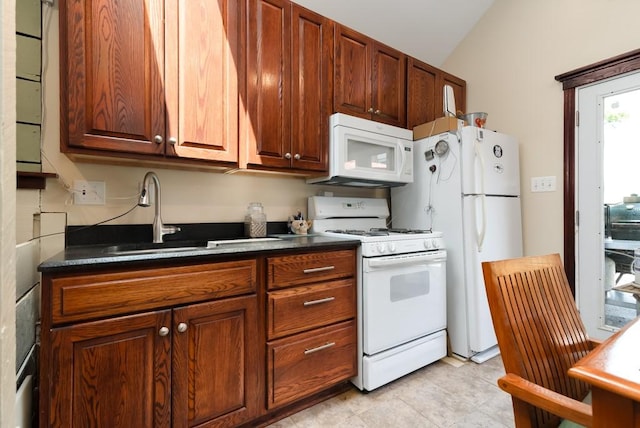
[413,117,464,140]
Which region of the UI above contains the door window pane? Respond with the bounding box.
[603,88,640,329]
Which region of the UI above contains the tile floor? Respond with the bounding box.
[268,355,515,428]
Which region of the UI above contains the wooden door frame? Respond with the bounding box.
[555,49,640,291]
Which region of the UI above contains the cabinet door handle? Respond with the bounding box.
[168,137,177,145]
[154,135,163,144]
[374,109,381,115]
[177,322,188,333]
[367,107,374,113]
[159,326,170,337]
[284,152,292,159]
[304,342,336,355]
[303,266,335,274]
[294,153,301,160]
[303,296,335,306]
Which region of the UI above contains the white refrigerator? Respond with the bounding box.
[391,126,522,362]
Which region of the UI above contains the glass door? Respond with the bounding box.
[577,71,640,339]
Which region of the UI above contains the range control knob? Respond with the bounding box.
[424,239,433,250]
[388,243,396,253]
[377,243,387,254]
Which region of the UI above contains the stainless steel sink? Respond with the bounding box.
[101,237,282,255]
[102,240,208,255]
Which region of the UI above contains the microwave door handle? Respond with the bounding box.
[397,140,405,173]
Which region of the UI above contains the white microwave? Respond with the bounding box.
[307,113,414,187]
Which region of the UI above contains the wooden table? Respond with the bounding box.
[569,317,640,427]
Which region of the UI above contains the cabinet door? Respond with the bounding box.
[164,0,240,163]
[437,71,466,119]
[267,320,357,409]
[371,42,406,127]
[60,0,165,155]
[333,24,372,120]
[407,56,438,129]
[47,310,172,428]
[243,0,292,169]
[172,295,260,428]
[290,4,332,172]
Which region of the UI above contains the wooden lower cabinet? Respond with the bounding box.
[267,320,357,409]
[42,291,259,428]
[41,248,358,427]
[265,249,358,410]
[172,296,260,428]
[48,310,173,427]
[41,260,261,425]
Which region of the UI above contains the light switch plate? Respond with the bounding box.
[530,176,557,192]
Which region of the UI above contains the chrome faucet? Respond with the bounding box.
[138,171,180,243]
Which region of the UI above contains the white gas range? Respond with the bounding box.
[309,196,447,391]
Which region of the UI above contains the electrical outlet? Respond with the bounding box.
[74,180,105,205]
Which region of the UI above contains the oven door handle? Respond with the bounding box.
[366,253,446,268]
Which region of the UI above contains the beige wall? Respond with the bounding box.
[38,5,382,235]
[443,0,640,257]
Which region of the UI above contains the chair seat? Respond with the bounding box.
[558,391,591,428]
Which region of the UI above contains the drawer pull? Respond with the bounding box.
[303,266,335,274]
[304,342,336,355]
[303,296,335,306]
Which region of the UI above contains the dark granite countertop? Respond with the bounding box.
[38,234,360,272]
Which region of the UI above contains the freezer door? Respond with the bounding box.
[460,127,520,197]
[462,194,523,354]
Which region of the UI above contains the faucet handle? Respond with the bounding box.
[162,225,181,237]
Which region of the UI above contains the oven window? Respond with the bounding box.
[346,139,395,170]
[390,271,430,302]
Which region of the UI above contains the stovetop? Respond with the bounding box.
[324,228,432,237]
[309,196,446,256]
[319,228,445,257]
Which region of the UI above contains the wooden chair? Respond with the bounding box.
[482,253,601,428]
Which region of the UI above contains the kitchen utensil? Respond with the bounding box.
[458,112,488,128]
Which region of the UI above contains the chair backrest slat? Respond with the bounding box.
[482,254,591,427]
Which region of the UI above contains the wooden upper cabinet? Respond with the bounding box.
[407,57,438,129]
[438,71,466,118]
[60,0,240,163]
[60,0,165,155]
[243,0,330,172]
[333,25,371,120]
[244,0,291,169]
[371,42,407,127]
[290,4,332,172]
[407,56,467,129]
[334,25,406,127]
[164,0,241,162]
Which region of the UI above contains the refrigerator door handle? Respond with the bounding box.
[474,139,487,251]
[476,194,487,251]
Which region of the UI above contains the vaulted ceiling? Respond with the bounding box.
[294,0,495,67]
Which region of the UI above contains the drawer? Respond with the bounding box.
[267,249,356,290]
[267,279,355,339]
[47,259,257,324]
[267,320,356,409]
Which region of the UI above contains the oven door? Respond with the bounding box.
[362,250,446,355]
